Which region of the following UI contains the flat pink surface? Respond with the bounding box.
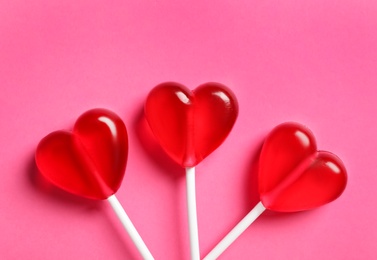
[1,1,376,259]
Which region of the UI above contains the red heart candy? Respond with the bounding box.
[145,82,238,167]
[35,108,128,200]
[259,122,347,212]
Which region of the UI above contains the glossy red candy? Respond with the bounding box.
[259,122,347,212]
[145,82,238,167]
[35,108,128,200]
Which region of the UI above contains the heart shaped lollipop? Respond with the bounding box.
[145,82,238,260]
[35,108,128,200]
[259,122,347,212]
[204,122,347,260]
[35,108,154,259]
[145,82,238,167]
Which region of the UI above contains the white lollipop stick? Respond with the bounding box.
[186,167,200,260]
[107,194,154,260]
[203,201,266,260]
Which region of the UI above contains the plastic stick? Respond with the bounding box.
[203,201,266,260]
[107,194,154,260]
[186,167,200,260]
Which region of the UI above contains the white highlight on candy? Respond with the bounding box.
[98,116,117,136]
[177,92,191,104]
[204,201,266,260]
[326,161,341,174]
[186,167,200,260]
[107,195,154,260]
[295,130,310,147]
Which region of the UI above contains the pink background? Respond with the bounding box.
[1,0,376,259]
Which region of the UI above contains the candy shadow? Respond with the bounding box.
[27,154,136,259]
[133,107,183,178]
[133,106,188,258]
[243,140,263,211]
[27,154,99,208]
